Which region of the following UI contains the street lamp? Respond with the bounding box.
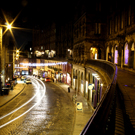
[7,24,11,30]
[0,24,12,95]
[16,49,19,60]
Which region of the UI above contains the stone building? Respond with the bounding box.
[73,0,107,64]
[56,20,73,59]
[105,1,135,69]
[32,0,135,70]
[32,22,57,58]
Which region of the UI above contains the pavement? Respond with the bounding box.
[117,66,135,131]
[0,83,26,107]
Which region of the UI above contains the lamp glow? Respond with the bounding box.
[7,24,11,29]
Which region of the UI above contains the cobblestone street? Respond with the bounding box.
[0,79,75,135]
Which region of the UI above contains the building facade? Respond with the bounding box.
[73,0,107,64]
[105,1,135,69]
[31,0,135,107]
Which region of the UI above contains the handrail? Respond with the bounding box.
[80,59,117,135]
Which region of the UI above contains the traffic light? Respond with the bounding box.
[16,49,19,60]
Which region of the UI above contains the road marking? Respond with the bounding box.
[0,76,46,129]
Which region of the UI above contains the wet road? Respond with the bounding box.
[0,77,75,135]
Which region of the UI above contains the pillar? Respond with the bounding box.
[0,27,2,94]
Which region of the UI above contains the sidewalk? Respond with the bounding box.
[0,83,25,107]
[117,67,135,130]
[55,82,93,135]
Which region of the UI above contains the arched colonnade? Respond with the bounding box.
[72,65,103,108]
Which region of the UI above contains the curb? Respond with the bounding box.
[0,85,26,108]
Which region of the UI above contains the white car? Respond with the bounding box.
[21,76,25,81]
[25,79,32,84]
[40,77,45,81]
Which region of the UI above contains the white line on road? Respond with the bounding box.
[0,76,46,129]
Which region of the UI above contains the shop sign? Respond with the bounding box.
[76,102,83,111]
[88,84,94,90]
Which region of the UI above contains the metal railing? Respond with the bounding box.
[80,59,118,135]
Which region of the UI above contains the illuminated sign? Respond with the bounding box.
[20,62,67,67]
[76,102,83,111]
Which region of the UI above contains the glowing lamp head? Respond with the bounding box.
[7,24,11,29]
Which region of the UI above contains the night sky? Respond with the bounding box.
[0,0,75,49]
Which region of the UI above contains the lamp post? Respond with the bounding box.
[0,27,2,95]
[0,24,12,95]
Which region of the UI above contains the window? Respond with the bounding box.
[79,22,81,37]
[127,6,131,26]
[77,25,78,38]
[109,19,112,35]
[41,46,43,50]
[115,16,118,32]
[83,19,85,36]
[96,2,101,11]
[120,12,124,29]
[95,23,101,34]
[83,26,85,36]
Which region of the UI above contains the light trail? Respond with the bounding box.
[0,76,46,129]
[0,76,38,120]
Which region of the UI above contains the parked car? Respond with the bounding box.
[45,77,51,82]
[25,79,32,84]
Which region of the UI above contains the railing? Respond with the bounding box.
[80,59,118,135]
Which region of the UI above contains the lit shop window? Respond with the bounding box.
[91,47,98,59]
[67,73,71,84]
[124,43,129,65]
[114,46,118,64]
